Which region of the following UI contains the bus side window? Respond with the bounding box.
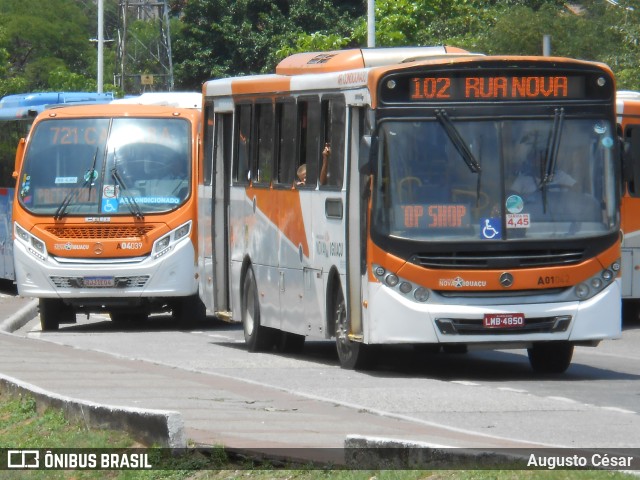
[203,104,214,187]
[298,97,320,187]
[321,97,346,188]
[234,104,252,185]
[254,101,274,185]
[276,100,297,185]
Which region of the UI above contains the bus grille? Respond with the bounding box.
[50,276,149,289]
[45,225,155,240]
[435,316,572,335]
[411,249,584,269]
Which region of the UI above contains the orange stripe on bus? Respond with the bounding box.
[368,237,619,291]
[246,186,309,258]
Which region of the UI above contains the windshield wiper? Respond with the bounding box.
[111,151,144,219]
[541,107,565,188]
[539,108,565,212]
[435,109,481,174]
[54,148,99,220]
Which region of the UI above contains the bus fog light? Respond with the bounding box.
[591,278,603,289]
[611,261,621,272]
[399,282,412,294]
[385,274,399,287]
[575,283,590,299]
[601,270,613,282]
[414,287,429,302]
[374,266,385,277]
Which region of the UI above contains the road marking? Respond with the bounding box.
[498,387,528,394]
[601,406,636,414]
[450,380,480,386]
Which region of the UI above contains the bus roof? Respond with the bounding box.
[204,48,612,102]
[111,92,202,109]
[30,102,201,122]
[275,46,473,75]
[0,92,115,120]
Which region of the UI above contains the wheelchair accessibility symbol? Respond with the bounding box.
[481,218,502,240]
[102,198,119,213]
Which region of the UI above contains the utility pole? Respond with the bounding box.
[115,0,174,94]
[97,0,104,93]
[367,0,375,47]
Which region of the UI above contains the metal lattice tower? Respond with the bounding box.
[115,0,174,94]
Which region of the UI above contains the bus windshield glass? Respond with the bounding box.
[372,116,617,242]
[18,117,191,216]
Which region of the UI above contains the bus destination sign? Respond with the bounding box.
[409,75,584,101]
[380,72,601,103]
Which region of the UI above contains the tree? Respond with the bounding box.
[172,0,362,89]
[0,0,99,92]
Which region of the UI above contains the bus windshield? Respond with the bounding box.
[18,117,191,216]
[373,116,618,242]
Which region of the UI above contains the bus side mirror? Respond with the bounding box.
[13,138,26,180]
[358,135,377,175]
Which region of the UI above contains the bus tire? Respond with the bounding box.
[333,285,374,370]
[527,342,574,374]
[39,298,65,331]
[242,266,275,352]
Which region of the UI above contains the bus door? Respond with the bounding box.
[346,106,366,341]
[200,102,232,316]
[212,110,232,315]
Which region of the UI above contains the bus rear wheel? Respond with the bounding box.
[527,342,574,373]
[39,298,74,331]
[242,266,276,352]
[334,286,374,370]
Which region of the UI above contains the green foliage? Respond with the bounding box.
[1,0,640,93]
[0,0,97,92]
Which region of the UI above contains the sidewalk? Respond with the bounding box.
[0,293,546,465]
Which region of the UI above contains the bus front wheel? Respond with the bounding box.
[527,342,574,374]
[334,286,374,370]
[39,298,73,331]
[242,266,276,352]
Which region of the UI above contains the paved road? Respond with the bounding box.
[10,307,640,452]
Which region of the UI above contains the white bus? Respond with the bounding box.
[198,47,632,372]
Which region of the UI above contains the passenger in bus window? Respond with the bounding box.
[296,164,306,185]
[296,144,329,187]
[319,142,330,185]
[509,131,576,196]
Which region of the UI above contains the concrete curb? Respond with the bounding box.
[344,435,527,469]
[0,298,38,333]
[0,374,186,449]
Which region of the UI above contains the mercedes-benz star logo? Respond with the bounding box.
[499,272,514,288]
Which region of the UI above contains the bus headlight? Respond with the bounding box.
[575,283,590,299]
[414,287,430,302]
[572,259,619,301]
[372,264,431,303]
[152,221,192,259]
[385,274,399,287]
[14,222,48,261]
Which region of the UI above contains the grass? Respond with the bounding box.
[0,392,637,479]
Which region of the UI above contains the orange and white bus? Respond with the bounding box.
[199,47,633,373]
[13,101,205,330]
[616,90,640,321]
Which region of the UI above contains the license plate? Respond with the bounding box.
[483,313,525,328]
[83,276,114,288]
